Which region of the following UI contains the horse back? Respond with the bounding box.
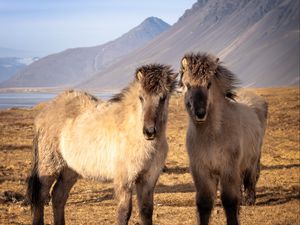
[35,90,98,124]
[231,90,268,170]
[235,89,268,132]
[34,90,99,153]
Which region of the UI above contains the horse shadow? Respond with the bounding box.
[18,164,299,206]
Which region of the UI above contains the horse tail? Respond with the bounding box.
[254,99,268,182]
[261,100,268,128]
[255,100,268,135]
[26,130,42,210]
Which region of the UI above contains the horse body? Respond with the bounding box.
[187,92,264,181]
[180,53,268,225]
[57,90,156,181]
[27,64,176,225]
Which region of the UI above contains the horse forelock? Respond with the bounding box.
[109,64,176,103]
[182,53,217,83]
[183,52,239,98]
[137,64,176,95]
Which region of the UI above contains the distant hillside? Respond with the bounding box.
[80,0,299,90]
[0,57,38,83]
[1,17,170,88]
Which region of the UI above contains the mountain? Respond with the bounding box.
[79,0,299,90]
[0,57,38,83]
[1,17,170,88]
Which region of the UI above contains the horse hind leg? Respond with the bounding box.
[28,173,56,225]
[27,150,57,224]
[51,168,78,225]
[243,165,259,206]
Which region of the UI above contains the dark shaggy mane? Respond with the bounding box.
[108,85,131,103]
[136,64,177,95]
[225,91,237,101]
[215,64,239,101]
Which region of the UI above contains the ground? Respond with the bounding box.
[0,87,299,225]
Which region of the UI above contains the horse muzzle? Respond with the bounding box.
[143,126,156,140]
[194,108,207,123]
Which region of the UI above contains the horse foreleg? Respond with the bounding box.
[136,141,168,225]
[115,183,133,225]
[191,168,218,225]
[221,172,241,225]
[136,166,161,225]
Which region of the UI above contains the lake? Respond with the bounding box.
[0,92,115,109]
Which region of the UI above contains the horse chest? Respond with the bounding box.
[190,132,228,172]
[203,145,223,170]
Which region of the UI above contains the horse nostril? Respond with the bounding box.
[143,127,156,139]
[195,109,206,119]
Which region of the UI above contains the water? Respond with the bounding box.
[0,92,115,109]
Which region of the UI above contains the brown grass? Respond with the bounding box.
[0,87,299,225]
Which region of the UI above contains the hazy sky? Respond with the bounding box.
[0,0,196,56]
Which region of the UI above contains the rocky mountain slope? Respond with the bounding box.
[80,0,299,90]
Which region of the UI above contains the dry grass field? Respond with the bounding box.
[0,87,299,225]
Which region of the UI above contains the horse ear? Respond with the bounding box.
[181,57,188,69]
[136,70,143,81]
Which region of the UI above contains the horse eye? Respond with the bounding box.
[207,82,212,89]
[186,83,191,90]
[186,101,191,109]
[160,96,166,102]
[139,96,144,103]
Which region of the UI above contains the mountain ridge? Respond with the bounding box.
[1,17,170,88]
[79,0,299,90]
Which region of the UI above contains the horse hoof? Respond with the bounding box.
[243,196,256,206]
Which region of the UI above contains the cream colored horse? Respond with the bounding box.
[180,53,268,225]
[27,64,177,225]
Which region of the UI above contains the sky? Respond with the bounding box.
[0,0,196,56]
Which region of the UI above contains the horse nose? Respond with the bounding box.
[143,126,156,140]
[195,108,206,120]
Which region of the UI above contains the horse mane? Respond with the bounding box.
[109,64,177,103]
[109,85,132,103]
[215,64,239,101]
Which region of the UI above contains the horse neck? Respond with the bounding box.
[205,89,226,133]
[113,83,143,130]
[107,82,168,140]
